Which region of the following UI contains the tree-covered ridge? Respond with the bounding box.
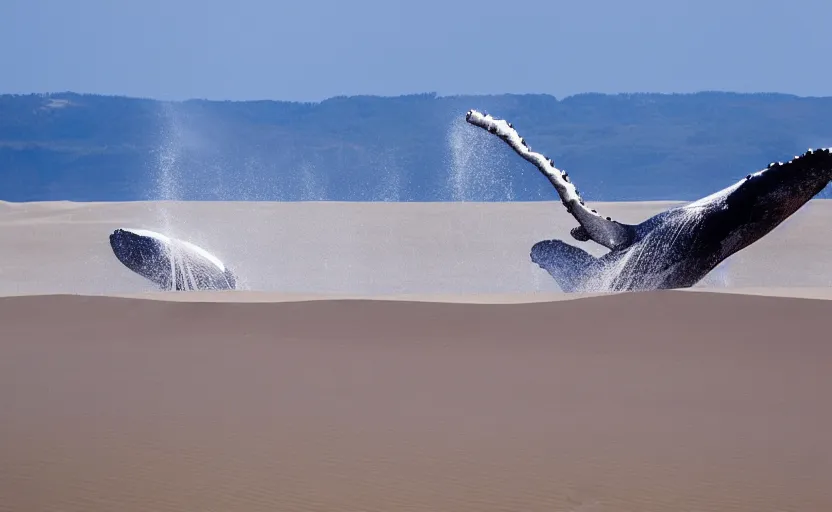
[2,91,831,202]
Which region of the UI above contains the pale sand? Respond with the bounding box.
[1,200,832,511]
[1,291,831,512]
[1,199,831,297]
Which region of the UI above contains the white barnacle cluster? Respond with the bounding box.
[753,147,832,180]
[739,147,832,188]
[464,109,612,221]
[776,147,830,167]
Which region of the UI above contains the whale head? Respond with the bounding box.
[109,228,171,286]
[734,148,832,220]
[109,228,237,290]
[677,148,832,264]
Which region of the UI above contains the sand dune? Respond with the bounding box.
[1,199,832,296]
[1,291,831,511]
[2,200,831,511]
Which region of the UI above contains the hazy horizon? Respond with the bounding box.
[6,89,832,104]
[3,0,831,102]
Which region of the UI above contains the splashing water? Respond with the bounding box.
[147,102,185,292]
[373,149,404,202]
[297,160,326,201]
[529,260,549,292]
[699,260,733,288]
[235,155,284,201]
[379,167,402,202]
[145,102,249,291]
[153,101,184,235]
[446,116,514,202]
[155,103,180,200]
[578,207,706,293]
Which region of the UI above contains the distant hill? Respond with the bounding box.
[2,91,832,202]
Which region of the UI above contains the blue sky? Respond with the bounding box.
[2,0,830,102]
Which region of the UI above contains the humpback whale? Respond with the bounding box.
[465,109,832,292]
[109,228,237,291]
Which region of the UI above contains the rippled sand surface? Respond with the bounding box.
[1,292,831,512]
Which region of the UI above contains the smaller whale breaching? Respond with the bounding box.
[109,228,237,291]
[465,109,832,292]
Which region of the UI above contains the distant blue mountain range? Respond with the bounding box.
[2,91,832,202]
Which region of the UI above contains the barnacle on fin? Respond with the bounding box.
[465,108,630,250]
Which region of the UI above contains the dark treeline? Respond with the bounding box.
[2,91,832,202]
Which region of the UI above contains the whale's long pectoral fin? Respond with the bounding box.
[530,239,600,293]
[465,110,636,251]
